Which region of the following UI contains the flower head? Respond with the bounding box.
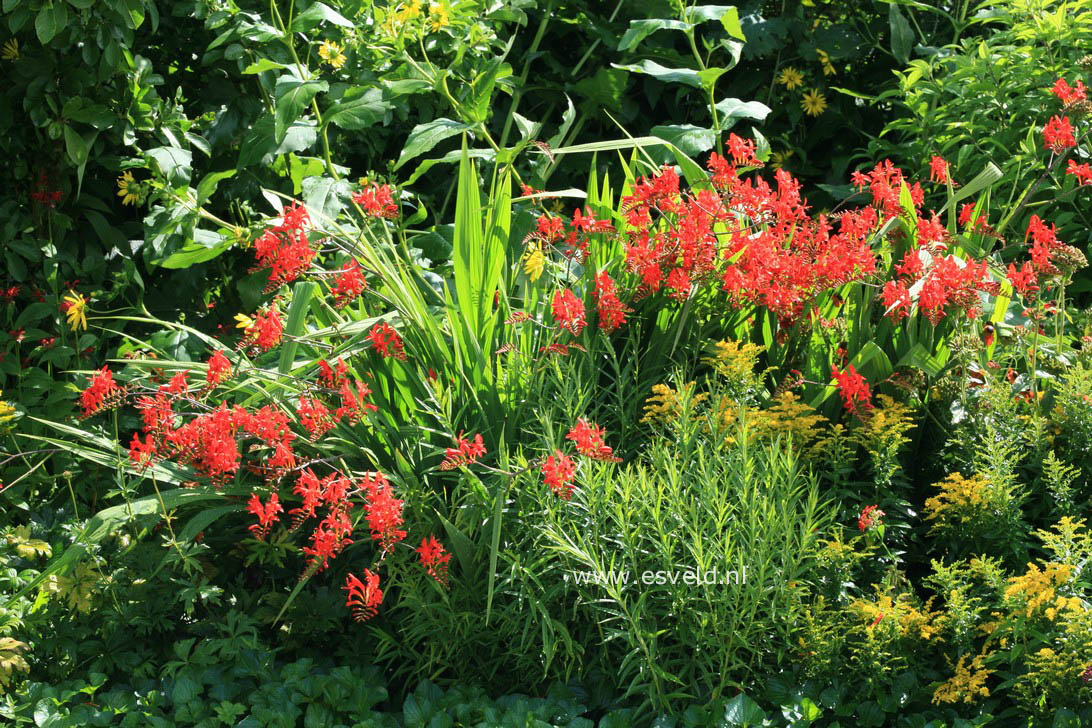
[551,288,586,335]
[368,322,407,360]
[317,40,346,69]
[1052,78,1087,106]
[416,535,452,586]
[831,364,872,415]
[776,66,804,90]
[62,291,87,332]
[566,418,620,461]
[441,432,487,470]
[344,569,383,622]
[1043,116,1076,154]
[1,38,18,61]
[929,156,950,184]
[801,89,827,116]
[116,171,142,206]
[816,49,836,76]
[541,450,577,499]
[858,504,885,532]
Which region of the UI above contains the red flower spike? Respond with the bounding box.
[247,492,284,541]
[551,288,586,335]
[542,450,577,499]
[331,261,367,308]
[831,364,873,415]
[858,504,885,532]
[1043,116,1076,154]
[344,569,383,622]
[417,535,452,587]
[80,367,125,419]
[441,432,487,470]
[368,322,407,360]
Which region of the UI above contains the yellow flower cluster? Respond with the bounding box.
[932,652,993,704]
[924,472,989,524]
[704,339,765,381]
[318,40,346,69]
[642,382,706,425]
[849,592,942,641]
[747,391,827,450]
[1004,562,1079,619]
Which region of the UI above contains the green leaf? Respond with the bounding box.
[617,18,693,52]
[722,693,767,726]
[301,176,350,223]
[242,58,289,75]
[155,236,233,269]
[889,3,914,65]
[279,281,316,373]
[145,146,193,187]
[274,76,328,144]
[239,117,317,167]
[394,118,473,171]
[290,2,354,31]
[63,125,89,167]
[717,6,745,40]
[35,2,67,44]
[714,97,771,130]
[650,124,716,157]
[611,60,702,88]
[195,169,236,205]
[324,87,390,131]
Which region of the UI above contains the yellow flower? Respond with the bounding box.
[318,40,346,69]
[801,88,828,116]
[816,49,836,76]
[63,291,87,332]
[770,149,794,170]
[932,652,993,705]
[776,66,804,90]
[234,313,255,330]
[116,171,141,206]
[522,244,545,282]
[397,0,423,21]
[428,1,450,31]
[1,38,18,61]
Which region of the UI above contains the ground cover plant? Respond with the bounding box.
[4,0,1092,726]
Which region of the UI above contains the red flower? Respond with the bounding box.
[205,350,232,388]
[331,261,367,308]
[929,155,949,184]
[129,433,157,469]
[593,271,629,333]
[727,133,761,167]
[363,473,406,550]
[334,379,378,424]
[1066,159,1092,186]
[353,184,399,218]
[1008,262,1039,297]
[416,535,452,587]
[344,569,383,622]
[566,418,621,462]
[831,364,872,415]
[551,288,586,335]
[299,396,336,440]
[318,358,349,388]
[80,367,124,419]
[247,492,284,541]
[441,432,487,470]
[368,322,407,360]
[1052,78,1088,106]
[858,504,885,532]
[252,202,314,289]
[542,450,577,499]
[1043,116,1076,154]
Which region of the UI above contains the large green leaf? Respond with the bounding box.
[617,18,693,52]
[325,87,390,131]
[274,76,329,144]
[612,60,702,88]
[145,146,193,187]
[394,118,473,171]
[290,2,354,31]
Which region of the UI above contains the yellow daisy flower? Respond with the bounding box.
[234,313,255,330]
[397,0,423,21]
[63,291,87,332]
[522,244,545,282]
[770,149,795,170]
[318,40,346,69]
[1,38,18,61]
[816,49,836,76]
[428,2,450,31]
[116,171,141,206]
[776,66,804,90]
[801,88,828,116]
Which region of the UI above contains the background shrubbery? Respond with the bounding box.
[5,0,1092,726]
